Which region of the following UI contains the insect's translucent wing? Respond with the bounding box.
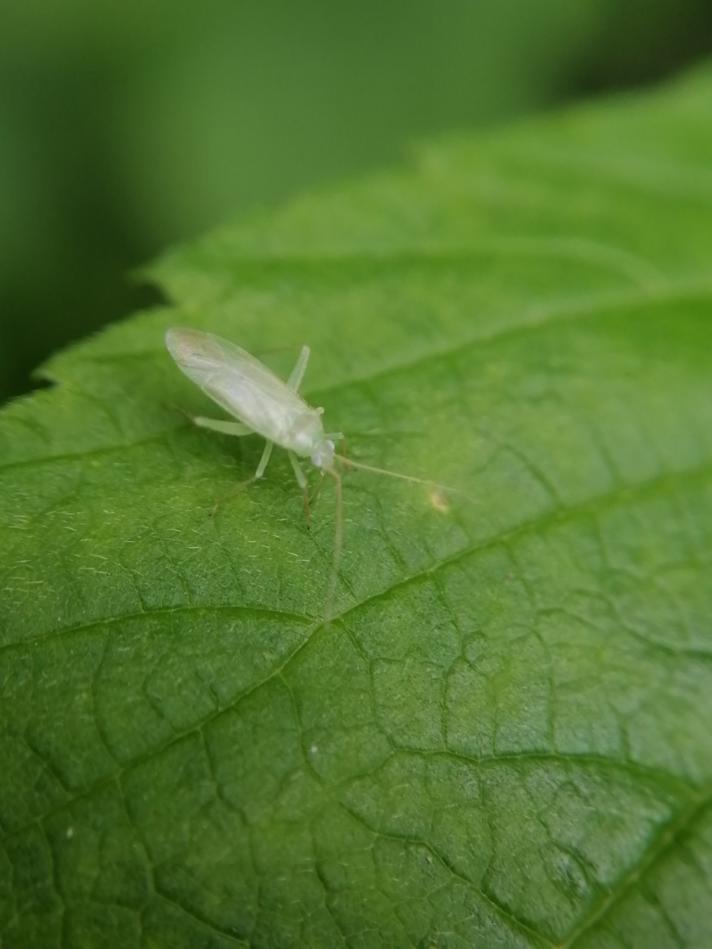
[167,327,295,399]
[166,327,282,385]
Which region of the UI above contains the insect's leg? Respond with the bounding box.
[211,440,273,517]
[324,467,343,623]
[332,434,347,460]
[309,471,325,512]
[286,345,311,393]
[254,440,274,479]
[288,451,311,523]
[193,416,252,437]
[168,402,252,436]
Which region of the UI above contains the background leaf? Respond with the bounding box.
[2,66,712,947]
[3,0,712,403]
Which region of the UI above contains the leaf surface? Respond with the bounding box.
[2,67,712,948]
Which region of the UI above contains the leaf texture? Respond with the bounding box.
[2,67,712,948]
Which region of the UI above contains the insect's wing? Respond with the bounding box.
[166,327,275,376]
[165,327,306,425]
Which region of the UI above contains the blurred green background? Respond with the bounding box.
[2,0,711,403]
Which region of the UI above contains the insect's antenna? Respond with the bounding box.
[335,453,475,502]
[324,466,343,623]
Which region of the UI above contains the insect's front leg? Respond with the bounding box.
[309,471,325,514]
[287,452,311,525]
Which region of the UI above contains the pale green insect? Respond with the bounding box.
[166,327,460,618]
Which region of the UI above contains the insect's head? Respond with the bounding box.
[311,438,336,472]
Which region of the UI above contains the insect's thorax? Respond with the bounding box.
[281,409,327,457]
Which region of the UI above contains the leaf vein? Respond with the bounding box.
[563,790,712,947]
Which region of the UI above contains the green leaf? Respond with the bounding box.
[2,65,712,948]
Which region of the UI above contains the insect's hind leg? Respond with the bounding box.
[287,345,310,393]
